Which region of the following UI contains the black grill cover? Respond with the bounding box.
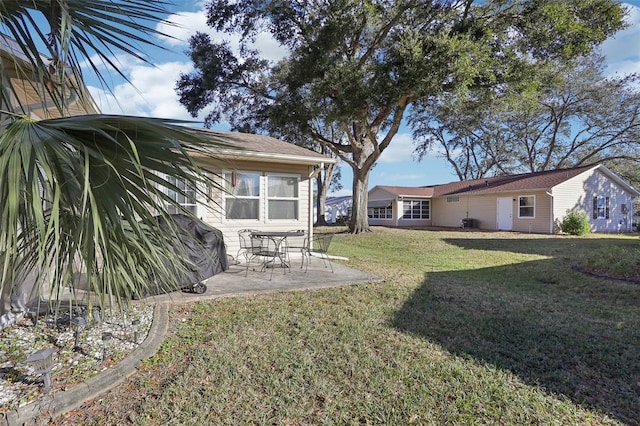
[143,214,228,296]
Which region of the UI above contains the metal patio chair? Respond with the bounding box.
[237,229,261,265]
[284,230,309,269]
[305,233,334,273]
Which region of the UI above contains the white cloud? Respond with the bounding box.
[87,3,288,120]
[89,57,200,121]
[601,3,640,76]
[156,11,211,47]
[377,131,444,163]
[376,172,427,183]
[156,6,287,62]
[377,133,418,163]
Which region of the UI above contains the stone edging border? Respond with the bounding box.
[1,303,169,426]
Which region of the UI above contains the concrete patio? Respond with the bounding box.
[139,256,382,304]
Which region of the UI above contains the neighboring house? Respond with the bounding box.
[178,129,336,258]
[368,165,640,234]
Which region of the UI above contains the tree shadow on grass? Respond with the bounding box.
[443,235,640,256]
[391,256,640,425]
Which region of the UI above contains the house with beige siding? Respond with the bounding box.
[1,34,333,261]
[5,41,333,261]
[178,129,335,258]
[368,165,639,234]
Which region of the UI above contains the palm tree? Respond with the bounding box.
[0,1,223,314]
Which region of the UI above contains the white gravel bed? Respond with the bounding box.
[0,303,154,411]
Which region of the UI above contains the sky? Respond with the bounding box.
[87,1,640,197]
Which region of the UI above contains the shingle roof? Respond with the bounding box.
[374,165,617,198]
[193,129,334,165]
[374,186,435,197]
[431,166,595,196]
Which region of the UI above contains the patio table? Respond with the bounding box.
[248,230,305,279]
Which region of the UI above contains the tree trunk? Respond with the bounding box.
[349,168,371,234]
[315,174,328,226]
[315,162,338,226]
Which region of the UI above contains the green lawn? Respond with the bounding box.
[60,228,640,425]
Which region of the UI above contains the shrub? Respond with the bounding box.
[560,210,591,235]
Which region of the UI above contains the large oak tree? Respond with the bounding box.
[412,54,640,181]
[177,0,626,233]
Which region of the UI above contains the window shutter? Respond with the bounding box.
[605,197,610,219]
[592,196,598,219]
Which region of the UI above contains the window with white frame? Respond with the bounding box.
[165,175,197,215]
[518,195,535,218]
[267,174,299,220]
[402,199,430,219]
[223,171,261,220]
[592,195,610,219]
[368,206,393,219]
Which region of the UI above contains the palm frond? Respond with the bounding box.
[0,1,179,116]
[0,115,226,306]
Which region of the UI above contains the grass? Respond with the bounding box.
[578,244,640,282]
[55,228,640,425]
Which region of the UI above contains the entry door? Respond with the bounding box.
[497,197,513,231]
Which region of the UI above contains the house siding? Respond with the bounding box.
[196,159,313,259]
[553,168,636,232]
[369,217,397,226]
[468,195,499,230]
[433,195,498,230]
[431,196,468,228]
[512,191,553,234]
[552,171,591,231]
[431,192,552,233]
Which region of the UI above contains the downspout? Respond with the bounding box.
[545,191,554,234]
[308,163,324,244]
[631,195,638,232]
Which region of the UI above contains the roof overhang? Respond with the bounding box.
[368,199,393,208]
[593,165,640,197]
[194,148,336,167]
[450,187,551,196]
[397,194,433,199]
